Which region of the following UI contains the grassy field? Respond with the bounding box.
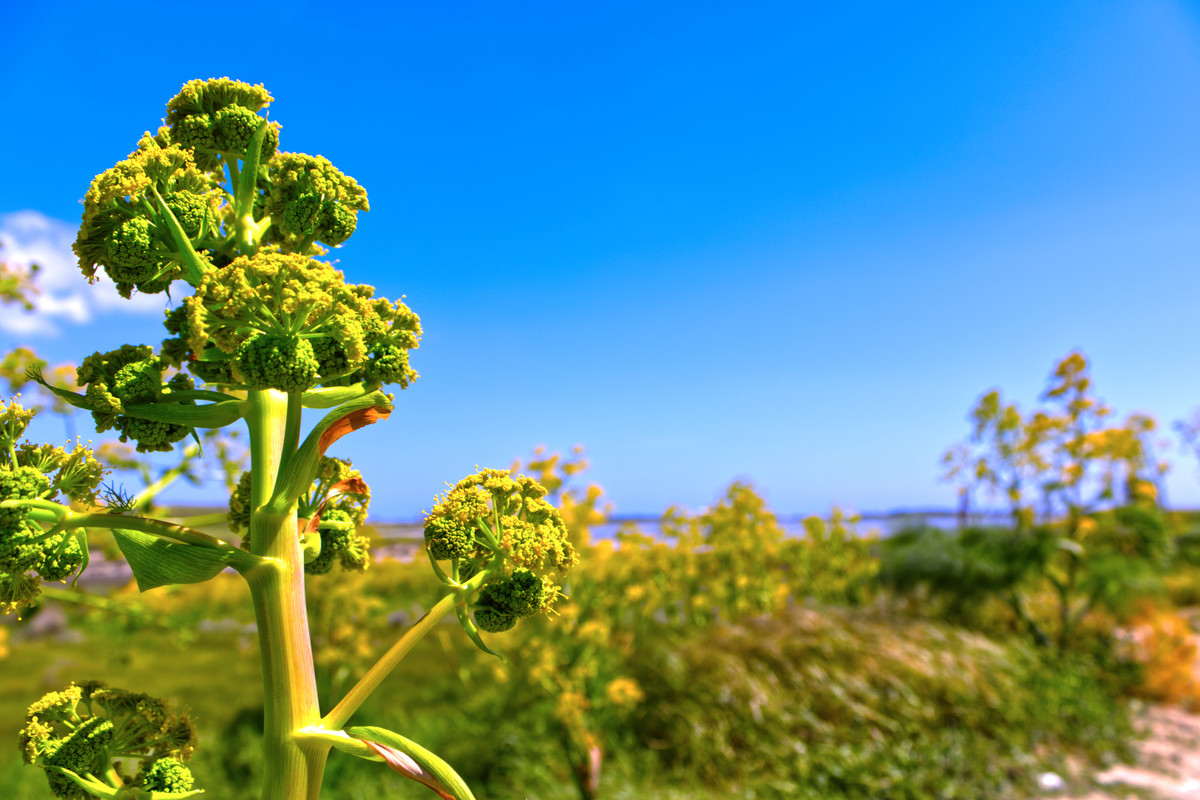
[0,584,1139,800]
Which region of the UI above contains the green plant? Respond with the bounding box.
[18,682,199,799]
[887,352,1172,648]
[627,607,1133,800]
[490,454,878,800]
[2,77,578,800]
[0,234,247,517]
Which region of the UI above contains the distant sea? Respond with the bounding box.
[368,510,1017,544]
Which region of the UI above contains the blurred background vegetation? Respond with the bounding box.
[8,438,1200,799]
[5,254,1200,799]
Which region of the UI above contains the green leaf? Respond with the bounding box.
[235,119,272,216]
[455,602,505,662]
[112,528,239,591]
[151,186,210,286]
[123,399,244,429]
[301,382,375,409]
[296,726,381,761]
[25,371,92,411]
[24,372,244,430]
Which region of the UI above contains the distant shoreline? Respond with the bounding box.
[159,506,1074,545]
[161,506,1026,528]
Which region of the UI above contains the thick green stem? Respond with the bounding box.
[247,389,287,520]
[244,389,323,800]
[303,748,331,800]
[281,391,303,462]
[231,121,272,257]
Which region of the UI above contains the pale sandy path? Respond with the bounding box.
[1042,607,1200,800]
[1050,705,1200,799]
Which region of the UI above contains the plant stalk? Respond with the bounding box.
[322,590,460,730]
[322,558,502,732]
[244,389,323,800]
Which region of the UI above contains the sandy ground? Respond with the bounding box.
[1047,704,1200,799]
[1042,608,1200,800]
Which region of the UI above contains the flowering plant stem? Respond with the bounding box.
[241,388,324,799]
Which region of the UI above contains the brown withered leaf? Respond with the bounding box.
[317,404,392,456]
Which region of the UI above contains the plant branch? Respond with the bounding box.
[49,511,249,555]
[323,587,466,730]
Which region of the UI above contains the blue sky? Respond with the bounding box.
[3,1,1200,520]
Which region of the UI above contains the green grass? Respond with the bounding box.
[0,588,1141,800]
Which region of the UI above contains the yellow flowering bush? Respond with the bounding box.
[491,449,878,797]
[888,351,1173,649]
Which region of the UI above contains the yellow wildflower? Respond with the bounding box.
[605,678,645,710]
[1132,481,1158,503]
[1076,517,1097,539]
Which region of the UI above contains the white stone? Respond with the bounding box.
[1037,772,1065,792]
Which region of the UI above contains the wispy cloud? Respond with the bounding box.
[0,210,166,336]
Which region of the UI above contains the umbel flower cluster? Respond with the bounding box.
[425,469,579,641]
[230,455,373,575]
[38,77,420,455]
[73,79,363,296]
[19,681,198,799]
[0,398,103,614]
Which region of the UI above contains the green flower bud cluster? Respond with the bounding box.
[0,398,104,616]
[227,470,253,536]
[161,305,232,386]
[233,457,373,574]
[424,469,578,633]
[165,77,279,171]
[165,252,420,392]
[74,144,218,297]
[76,346,194,453]
[234,333,320,393]
[306,507,371,575]
[74,78,382,307]
[264,153,370,250]
[303,457,372,575]
[19,681,197,800]
[474,567,551,633]
[136,755,195,793]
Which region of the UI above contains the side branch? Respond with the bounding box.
[322,591,460,730]
[323,561,497,730]
[269,391,393,513]
[48,511,263,569]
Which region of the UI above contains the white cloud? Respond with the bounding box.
[0,210,167,336]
